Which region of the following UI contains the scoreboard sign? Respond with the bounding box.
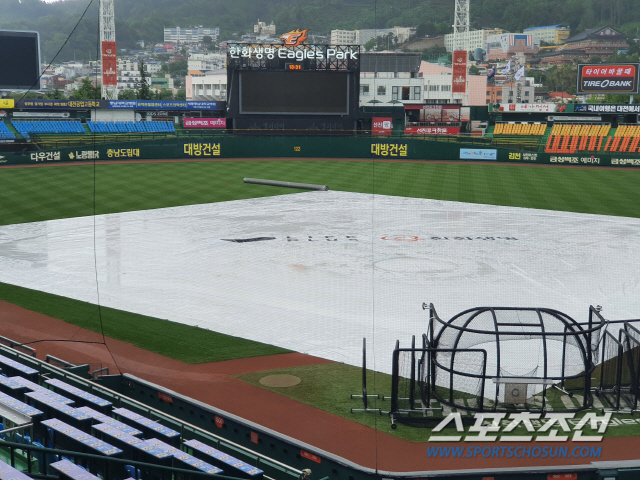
[577,63,639,95]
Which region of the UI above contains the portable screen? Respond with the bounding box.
[0,30,41,90]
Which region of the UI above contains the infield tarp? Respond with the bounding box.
[0,191,638,375]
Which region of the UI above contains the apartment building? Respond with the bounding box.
[444,29,503,52]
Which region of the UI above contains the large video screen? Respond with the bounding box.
[0,31,41,90]
[240,71,349,115]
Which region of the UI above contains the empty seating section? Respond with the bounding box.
[12,121,85,138]
[87,121,175,134]
[544,123,618,154]
[493,122,546,136]
[0,123,16,140]
[0,349,264,480]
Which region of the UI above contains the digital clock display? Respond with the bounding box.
[286,63,303,71]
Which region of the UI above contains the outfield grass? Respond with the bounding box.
[2,160,640,227]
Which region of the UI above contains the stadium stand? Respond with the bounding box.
[0,342,280,480]
[493,122,546,136]
[544,123,613,154]
[87,121,175,134]
[11,121,86,139]
[0,123,17,140]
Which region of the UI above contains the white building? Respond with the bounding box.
[444,29,503,53]
[187,53,225,72]
[330,30,358,44]
[331,27,414,46]
[523,25,570,45]
[164,27,220,44]
[186,70,227,101]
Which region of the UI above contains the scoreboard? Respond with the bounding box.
[226,43,360,133]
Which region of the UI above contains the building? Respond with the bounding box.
[539,26,629,65]
[163,27,220,45]
[330,30,358,45]
[187,53,225,72]
[330,27,415,46]
[486,81,536,105]
[444,29,503,53]
[523,25,570,45]
[486,33,540,61]
[185,70,227,101]
[254,20,276,37]
[357,53,486,106]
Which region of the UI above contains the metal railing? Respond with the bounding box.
[0,345,305,480]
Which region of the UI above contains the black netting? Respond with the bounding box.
[599,330,623,410]
[431,307,599,412]
[620,323,640,410]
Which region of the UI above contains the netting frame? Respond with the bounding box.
[389,338,487,427]
[426,304,604,413]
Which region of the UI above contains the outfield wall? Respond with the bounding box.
[0,136,639,168]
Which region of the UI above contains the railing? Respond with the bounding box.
[0,344,305,480]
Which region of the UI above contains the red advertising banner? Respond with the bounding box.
[577,63,639,94]
[183,118,227,128]
[101,41,117,86]
[452,50,467,94]
[372,117,392,135]
[405,126,460,135]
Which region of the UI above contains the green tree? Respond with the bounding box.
[119,89,137,100]
[155,90,174,100]
[175,89,186,100]
[364,39,376,52]
[586,94,601,104]
[136,60,153,100]
[469,65,480,75]
[72,77,100,100]
[9,91,39,100]
[545,64,578,95]
[44,88,67,99]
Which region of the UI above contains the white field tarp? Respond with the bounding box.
[0,191,639,375]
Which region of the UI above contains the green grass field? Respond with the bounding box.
[2,158,640,439]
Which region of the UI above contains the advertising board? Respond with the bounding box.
[460,148,497,160]
[183,118,227,128]
[577,63,639,95]
[405,126,460,135]
[574,104,640,113]
[372,117,392,135]
[108,101,218,110]
[101,41,117,86]
[0,99,14,109]
[452,50,467,94]
[498,103,558,113]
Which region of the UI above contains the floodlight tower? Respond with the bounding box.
[99,0,118,100]
[453,0,470,52]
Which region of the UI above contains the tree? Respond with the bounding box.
[9,91,39,100]
[155,90,174,100]
[469,65,480,75]
[586,95,601,104]
[175,89,186,100]
[364,39,376,52]
[119,89,137,100]
[73,78,100,100]
[44,88,66,99]
[136,60,153,100]
[202,35,212,45]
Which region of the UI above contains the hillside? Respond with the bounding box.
[1,0,639,63]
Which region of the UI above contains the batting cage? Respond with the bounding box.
[389,304,606,425]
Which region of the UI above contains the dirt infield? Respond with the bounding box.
[2,299,640,473]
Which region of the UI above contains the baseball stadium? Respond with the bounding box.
[2,23,640,480]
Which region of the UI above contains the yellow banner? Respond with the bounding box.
[0,99,15,109]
